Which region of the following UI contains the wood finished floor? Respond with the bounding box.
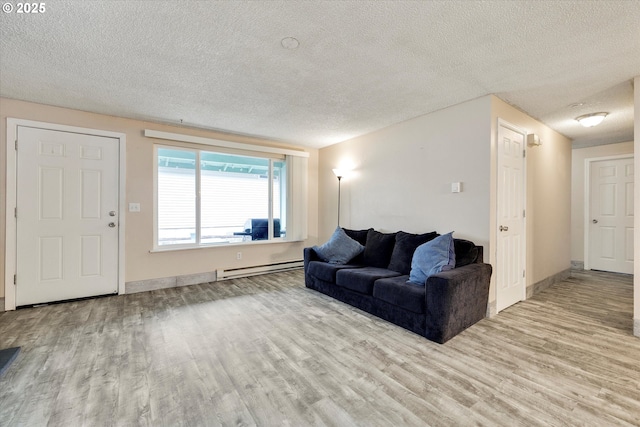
[1,269,639,426]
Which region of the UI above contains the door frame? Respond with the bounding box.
[495,118,527,313]
[583,154,634,271]
[4,118,126,310]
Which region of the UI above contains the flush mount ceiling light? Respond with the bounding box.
[281,37,299,49]
[576,112,608,127]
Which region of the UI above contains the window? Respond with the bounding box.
[155,146,289,247]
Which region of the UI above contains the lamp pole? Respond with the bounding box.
[337,175,342,227]
[332,168,345,227]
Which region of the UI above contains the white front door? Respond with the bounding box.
[496,121,526,312]
[589,157,634,274]
[16,126,120,306]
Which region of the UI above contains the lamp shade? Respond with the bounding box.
[576,112,607,127]
[332,168,345,178]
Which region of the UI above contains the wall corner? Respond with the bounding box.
[635,75,640,338]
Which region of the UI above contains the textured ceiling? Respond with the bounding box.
[1,1,639,149]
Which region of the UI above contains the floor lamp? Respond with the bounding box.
[332,169,343,227]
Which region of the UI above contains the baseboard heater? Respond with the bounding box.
[216,260,304,281]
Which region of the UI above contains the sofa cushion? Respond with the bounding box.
[387,231,439,275]
[336,267,401,295]
[373,275,426,314]
[454,238,479,267]
[313,227,364,264]
[363,230,397,268]
[307,261,363,283]
[409,232,456,285]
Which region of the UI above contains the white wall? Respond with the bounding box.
[571,142,634,265]
[319,95,572,316]
[319,96,492,245]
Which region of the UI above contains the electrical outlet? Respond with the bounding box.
[129,203,141,212]
[236,252,242,260]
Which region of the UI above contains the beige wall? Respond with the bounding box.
[571,141,634,264]
[1,93,573,315]
[490,96,572,293]
[318,95,572,315]
[634,75,640,337]
[0,98,319,301]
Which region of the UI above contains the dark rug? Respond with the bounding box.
[0,347,20,377]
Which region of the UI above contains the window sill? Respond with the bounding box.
[149,238,303,253]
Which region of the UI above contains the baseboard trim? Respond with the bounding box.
[634,318,640,338]
[487,300,497,318]
[571,260,584,270]
[0,297,4,312]
[526,268,571,299]
[125,271,217,294]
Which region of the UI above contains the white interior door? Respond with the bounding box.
[496,122,526,312]
[16,126,120,306]
[589,158,634,274]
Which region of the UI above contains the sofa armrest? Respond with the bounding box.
[303,247,321,273]
[424,263,492,344]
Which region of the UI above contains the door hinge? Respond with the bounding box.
[15,140,18,150]
[14,207,17,218]
[523,270,525,278]
[523,150,526,158]
[13,274,17,285]
[523,209,526,218]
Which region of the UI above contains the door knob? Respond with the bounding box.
[109,211,116,217]
[499,225,509,232]
[592,219,598,224]
[108,222,116,228]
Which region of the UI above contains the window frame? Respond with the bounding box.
[153,144,286,250]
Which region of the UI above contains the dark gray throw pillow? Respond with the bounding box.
[342,228,372,264]
[313,227,364,264]
[342,228,372,246]
[388,231,439,274]
[454,238,479,267]
[363,229,397,268]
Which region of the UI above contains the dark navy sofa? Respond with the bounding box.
[304,228,492,344]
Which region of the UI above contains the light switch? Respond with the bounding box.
[451,182,462,193]
[129,203,141,212]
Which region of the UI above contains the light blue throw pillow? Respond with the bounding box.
[313,227,364,264]
[408,232,456,285]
